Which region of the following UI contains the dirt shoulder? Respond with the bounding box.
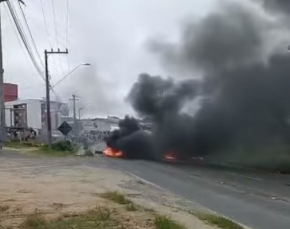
[0,151,243,229]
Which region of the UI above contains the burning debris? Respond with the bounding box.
[103,147,123,158]
[105,116,154,159]
[106,0,290,170]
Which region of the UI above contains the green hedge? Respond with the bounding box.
[51,140,73,152]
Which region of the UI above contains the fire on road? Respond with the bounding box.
[103,147,123,158]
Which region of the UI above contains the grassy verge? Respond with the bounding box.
[19,207,114,229]
[100,191,184,228]
[100,191,132,205]
[195,213,244,229]
[19,206,186,229]
[154,216,185,229]
[36,146,73,157]
[4,140,75,157]
[4,141,40,149]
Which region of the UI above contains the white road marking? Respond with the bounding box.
[124,172,166,191]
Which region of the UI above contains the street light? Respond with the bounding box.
[51,63,91,89]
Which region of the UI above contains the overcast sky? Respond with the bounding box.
[1,0,214,117]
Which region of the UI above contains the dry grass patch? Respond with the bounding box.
[100,191,132,205]
[100,191,140,212]
[3,199,16,202]
[125,203,138,211]
[19,207,114,229]
[0,205,9,212]
[154,215,185,229]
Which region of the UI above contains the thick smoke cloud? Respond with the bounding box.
[108,0,290,171]
[151,0,290,74]
[128,73,199,119]
[263,0,290,17]
[127,73,200,158]
[149,0,290,168]
[106,116,154,159]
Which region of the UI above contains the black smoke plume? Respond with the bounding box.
[108,0,290,171]
[106,116,154,159]
[263,0,290,17]
[127,73,200,158]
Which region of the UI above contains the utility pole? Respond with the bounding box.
[0,0,25,141]
[0,0,7,141]
[45,49,68,147]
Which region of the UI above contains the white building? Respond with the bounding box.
[80,116,120,133]
[5,99,69,132]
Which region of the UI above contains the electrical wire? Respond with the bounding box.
[39,0,63,95]
[51,0,58,46]
[50,0,67,85]
[39,0,52,48]
[17,1,44,68]
[7,0,45,81]
[3,4,30,83]
[65,0,70,48]
[6,0,61,101]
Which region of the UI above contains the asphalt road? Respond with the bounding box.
[2,150,290,229]
[89,156,290,229]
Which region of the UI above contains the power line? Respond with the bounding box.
[11,0,63,103]
[50,0,67,85]
[39,0,52,47]
[51,0,58,46]
[3,3,32,71]
[39,0,63,96]
[6,0,45,80]
[6,1,61,101]
[23,1,62,101]
[65,0,70,48]
[17,1,44,68]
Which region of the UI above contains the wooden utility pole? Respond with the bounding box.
[45,49,68,147]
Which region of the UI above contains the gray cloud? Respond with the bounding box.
[150,0,290,76]
[3,0,216,117]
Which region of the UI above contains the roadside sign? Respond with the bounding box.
[58,121,72,136]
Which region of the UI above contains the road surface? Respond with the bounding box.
[88,156,290,229]
[2,150,290,229]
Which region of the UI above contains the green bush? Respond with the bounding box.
[51,140,73,152]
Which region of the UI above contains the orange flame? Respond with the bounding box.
[164,152,177,161]
[103,147,123,158]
